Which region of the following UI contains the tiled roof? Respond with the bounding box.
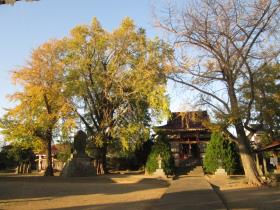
[157,111,210,131]
[259,140,280,151]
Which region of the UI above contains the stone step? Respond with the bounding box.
[150,166,226,210]
[187,166,204,176]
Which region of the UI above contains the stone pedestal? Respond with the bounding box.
[60,130,96,177]
[214,167,228,177]
[152,155,167,178]
[60,156,96,177]
[153,168,166,178]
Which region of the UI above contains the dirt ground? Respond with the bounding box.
[0,173,169,210]
[207,175,280,210]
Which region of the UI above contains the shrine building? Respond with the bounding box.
[156,111,211,167]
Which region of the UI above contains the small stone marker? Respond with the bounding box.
[153,154,166,178]
[158,154,162,169]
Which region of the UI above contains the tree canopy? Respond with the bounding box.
[0,40,75,176]
[157,0,280,185]
[251,64,280,140]
[1,17,173,175]
[63,17,172,172]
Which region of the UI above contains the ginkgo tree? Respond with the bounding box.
[63,17,172,173]
[0,40,75,176]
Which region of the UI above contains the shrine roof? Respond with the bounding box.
[156,111,210,131]
[259,140,280,152]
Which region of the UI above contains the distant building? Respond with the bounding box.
[156,111,211,167]
[36,144,68,172]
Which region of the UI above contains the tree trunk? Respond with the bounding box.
[101,143,107,173]
[96,143,107,175]
[235,123,263,186]
[44,130,54,176]
[262,155,268,175]
[16,163,23,174]
[227,82,263,185]
[255,153,263,176]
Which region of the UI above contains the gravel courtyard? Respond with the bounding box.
[0,173,169,210]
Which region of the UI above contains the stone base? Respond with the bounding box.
[214,167,228,177]
[60,157,96,177]
[153,168,166,178]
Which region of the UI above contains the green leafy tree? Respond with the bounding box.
[55,143,72,162]
[0,144,35,172]
[252,64,280,140]
[240,64,280,148]
[0,145,16,170]
[146,133,174,175]
[204,133,241,174]
[0,40,75,176]
[64,17,172,173]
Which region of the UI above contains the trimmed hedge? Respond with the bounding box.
[145,133,174,175]
[203,132,242,174]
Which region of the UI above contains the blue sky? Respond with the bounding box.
[0,0,193,119]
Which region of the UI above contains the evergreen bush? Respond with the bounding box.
[203,132,242,174]
[145,133,174,175]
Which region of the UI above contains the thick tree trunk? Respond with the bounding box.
[262,155,268,175]
[44,130,54,176]
[235,122,263,186]
[227,82,263,185]
[255,153,263,176]
[96,143,107,175]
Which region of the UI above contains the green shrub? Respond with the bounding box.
[0,145,36,170]
[203,132,241,174]
[146,133,174,175]
[56,143,72,162]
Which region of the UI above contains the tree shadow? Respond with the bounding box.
[0,175,169,201]
[46,199,158,210]
[150,188,225,210]
[221,186,280,210]
[44,188,226,210]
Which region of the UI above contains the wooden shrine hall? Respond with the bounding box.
[156,111,211,167]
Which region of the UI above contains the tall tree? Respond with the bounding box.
[251,64,280,140]
[64,17,172,173]
[157,0,280,185]
[240,63,280,146]
[0,40,75,176]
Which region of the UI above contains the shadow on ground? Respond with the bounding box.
[210,181,280,210]
[46,199,159,210]
[149,189,226,210]
[222,186,280,210]
[0,174,169,202]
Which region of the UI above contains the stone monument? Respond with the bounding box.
[60,130,96,177]
[153,154,166,178]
